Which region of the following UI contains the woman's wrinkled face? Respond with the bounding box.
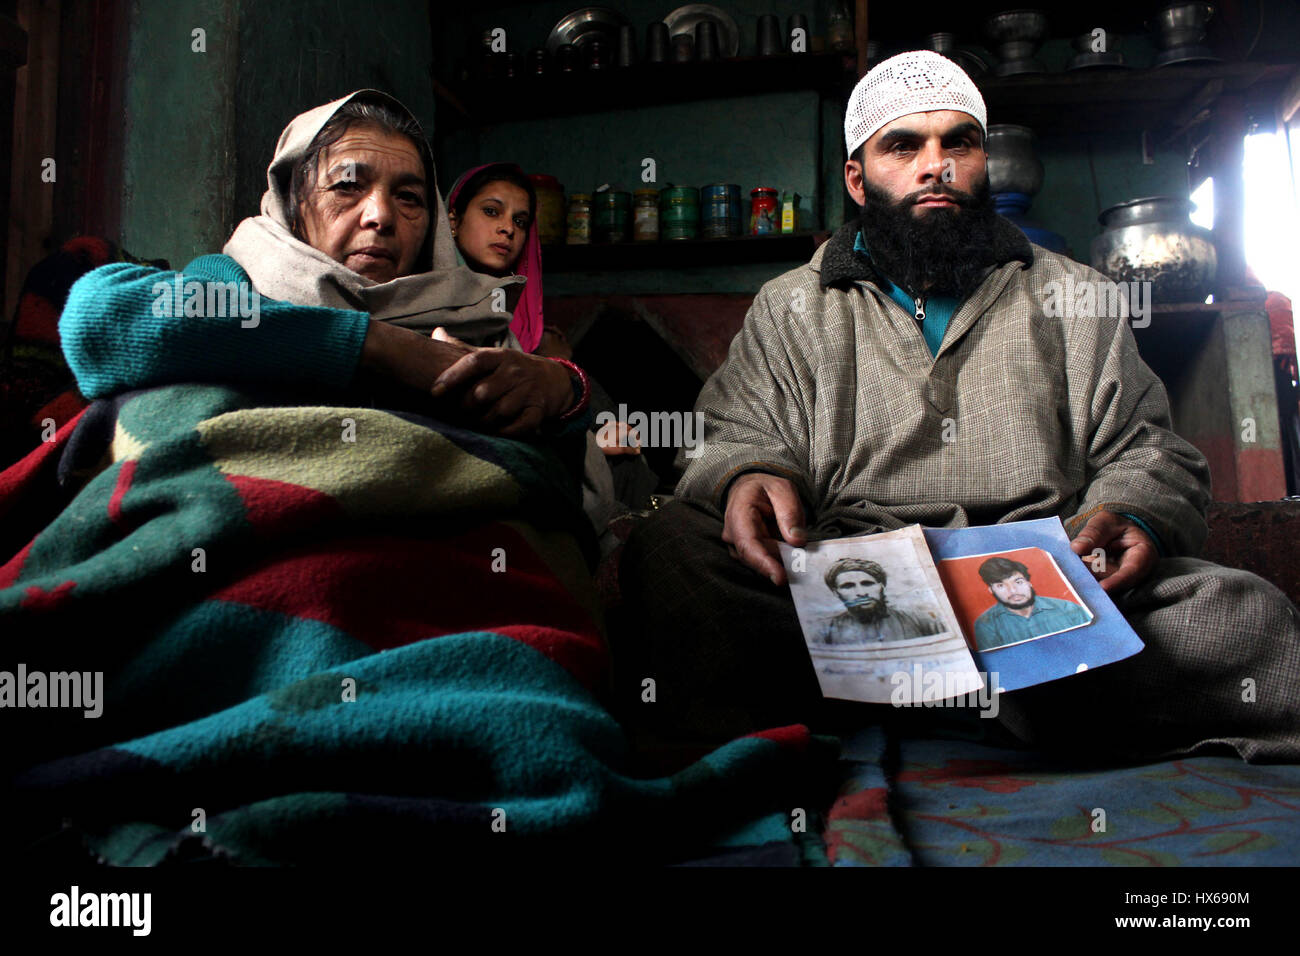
[448,180,531,276]
[297,125,429,282]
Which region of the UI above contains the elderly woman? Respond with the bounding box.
[0,89,845,868]
[58,90,588,437]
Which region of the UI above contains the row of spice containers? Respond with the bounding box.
[529,176,801,244]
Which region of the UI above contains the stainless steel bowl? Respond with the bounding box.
[985,9,1048,74]
[1151,2,1215,49]
[1072,29,1111,53]
[984,9,1048,45]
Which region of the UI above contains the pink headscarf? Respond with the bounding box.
[447,162,544,353]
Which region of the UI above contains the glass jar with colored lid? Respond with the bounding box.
[633,189,660,241]
[566,193,591,245]
[701,183,741,238]
[528,174,566,245]
[593,191,631,243]
[660,186,699,241]
[750,187,778,235]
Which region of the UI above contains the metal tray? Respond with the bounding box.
[663,4,740,58]
[546,6,631,54]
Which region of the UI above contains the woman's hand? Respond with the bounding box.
[431,343,574,437]
[360,319,475,391]
[360,320,575,436]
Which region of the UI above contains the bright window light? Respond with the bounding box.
[1190,177,1213,230]
[1243,128,1300,353]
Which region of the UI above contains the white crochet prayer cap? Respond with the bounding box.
[844,50,987,156]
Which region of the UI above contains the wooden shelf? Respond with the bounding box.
[864,2,1159,44]
[435,49,1296,138]
[542,232,828,272]
[977,61,1297,136]
[1132,296,1268,362]
[1151,294,1267,313]
[434,52,856,127]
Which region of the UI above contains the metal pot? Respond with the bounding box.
[1090,196,1218,303]
[986,125,1044,196]
[1151,2,1214,50]
[928,32,956,54]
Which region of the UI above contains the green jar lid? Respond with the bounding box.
[597,191,631,206]
[661,186,699,204]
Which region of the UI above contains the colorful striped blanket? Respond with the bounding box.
[0,384,835,865]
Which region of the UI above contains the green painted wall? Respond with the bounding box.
[119,0,437,269]
[459,89,821,295]
[233,0,438,235]
[120,0,239,268]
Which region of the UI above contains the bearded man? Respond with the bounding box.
[618,51,1300,761]
[972,557,1091,650]
[819,558,944,645]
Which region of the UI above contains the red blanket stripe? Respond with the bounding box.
[106,459,137,530]
[206,525,606,689]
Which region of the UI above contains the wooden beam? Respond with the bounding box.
[1210,93,1251,294]
[0,11,26,317]
[6,0,59,322]
[0,11,27,67]
[430,76,470,121]
[1280,67,1300,123]
[1164,78,1223,145]
[854,0,868,78]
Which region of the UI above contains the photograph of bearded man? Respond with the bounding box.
[819,557,946,645]
[973,556,1091,650]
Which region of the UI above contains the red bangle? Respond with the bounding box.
[548,357,591,422]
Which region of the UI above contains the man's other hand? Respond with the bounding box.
[722,473,807,586]
[1070,510,1158,593]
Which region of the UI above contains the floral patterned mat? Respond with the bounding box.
[828,723,1300,866]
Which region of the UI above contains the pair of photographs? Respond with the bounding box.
[779,517,1144,703]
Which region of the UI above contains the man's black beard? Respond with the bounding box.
[857,174,1001,300]
[846,595,890,623]
[995,587,1037,611]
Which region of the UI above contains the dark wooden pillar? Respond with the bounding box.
[1210,92,1252,296]
[0,7,28,319]
[854,0,868,78]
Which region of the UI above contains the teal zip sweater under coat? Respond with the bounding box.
[853,229,960,358]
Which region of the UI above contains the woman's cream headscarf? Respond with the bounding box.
[223,90,524,346]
